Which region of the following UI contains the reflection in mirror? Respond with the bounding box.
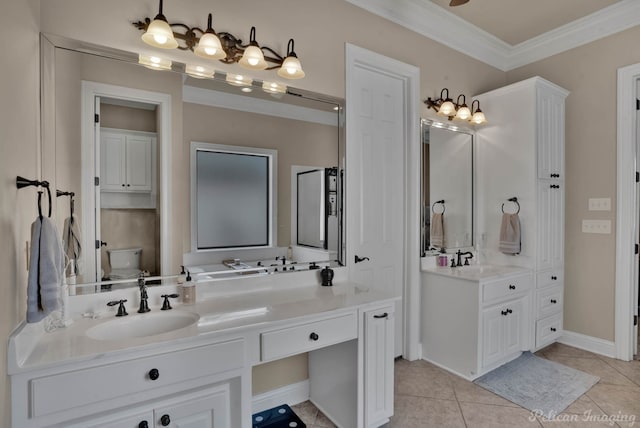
[421,119,474,254]
[46,36,344,294]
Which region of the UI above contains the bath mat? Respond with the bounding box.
[474,352,599,419]
[252,404,306,428]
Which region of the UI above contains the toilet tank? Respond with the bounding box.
[107,247,142,270]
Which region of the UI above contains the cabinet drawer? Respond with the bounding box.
[30,339,244,418]
[536,313,562,349]
[536,285,563,319]
[536,268,563,289]
[482,274,532,304]
[261,313,357,361]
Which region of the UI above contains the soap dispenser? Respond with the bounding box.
[321,266,334,286]
[177,265,186,285]
[182,271,196,305]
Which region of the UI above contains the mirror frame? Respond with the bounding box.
[41,33,346,291]
[420,117,475,255]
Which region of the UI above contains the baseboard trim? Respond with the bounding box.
[558,330,616,358]
[251,380,310,414]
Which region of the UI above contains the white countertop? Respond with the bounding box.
[423,264,531,281]
[8,279,398,375]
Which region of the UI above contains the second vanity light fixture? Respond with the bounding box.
[425,89,487,125]
[133,0,305,79]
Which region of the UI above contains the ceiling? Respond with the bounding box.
[429,0,620,45]
[345,0,640,71]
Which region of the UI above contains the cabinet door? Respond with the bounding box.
[125,135,153,192]
[363,306,394,427]
[100,132,126,192]
[537,87,565,180]
[537,181,564,270]
[481,306,503,368]
[153,385,230,428]
[503,299,524,357]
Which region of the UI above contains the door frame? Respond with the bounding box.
[345,44,421,360]
[81,81,172,281]
[615,63,640,360]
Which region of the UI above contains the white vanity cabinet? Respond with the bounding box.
[11,338,244,428]
[422,269,532,380]
[476,76,568,351]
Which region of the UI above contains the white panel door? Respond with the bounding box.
[100,132,126,191]
[482,306,503,368]
[154,386,230,427]
[363,307,394,427]
[347,57,405,356]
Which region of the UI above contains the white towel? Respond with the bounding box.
[499,213,521,255]
[62,216,81,274]
[430,213,444,248]
[27,216,64,323]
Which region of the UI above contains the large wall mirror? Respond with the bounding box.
[421,118,474,254]
[43,34,344,294]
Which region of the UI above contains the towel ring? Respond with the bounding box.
[432,200,445,214]
[501,197,520,215]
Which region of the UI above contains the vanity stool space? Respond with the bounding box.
[422,266,533,380]
[8,283,397,428]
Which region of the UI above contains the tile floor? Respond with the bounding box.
[292,343,640,427]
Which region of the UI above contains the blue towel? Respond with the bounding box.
[27,216,64,323]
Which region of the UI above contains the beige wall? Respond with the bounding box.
[1,1,40,425]
[100,104,157,132]
[506,25,640,341]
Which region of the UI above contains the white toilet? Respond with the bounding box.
[107,247,142,280]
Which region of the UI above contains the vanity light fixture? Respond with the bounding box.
[226,73,253,87]
[185,64,214,79]
[425,88,488,124]
[134,0,305,79]
[138,54,172,70]
[469,100,487,125]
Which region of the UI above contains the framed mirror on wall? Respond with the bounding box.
[42,34,345,294]
[420,118,474,255]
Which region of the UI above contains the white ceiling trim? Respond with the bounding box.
[344,0,640,71]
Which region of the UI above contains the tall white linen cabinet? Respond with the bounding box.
[475,76,569,351]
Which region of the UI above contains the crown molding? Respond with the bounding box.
[344,0,640,71]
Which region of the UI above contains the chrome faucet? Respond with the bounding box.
[137,273,150,313]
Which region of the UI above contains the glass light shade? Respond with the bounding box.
[141,18,178,49]
[185,64,214,79]
[226,73,253,87]
[239,45,268,70]
[262,81,287,94]
[438,100,456,116]
[194,32,226,60]
[138,54,172,71]
[470,110,487,125]
[455,105,471,120]
[277,56,305,79]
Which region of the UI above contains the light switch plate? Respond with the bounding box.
[588,198,611,211]
[582,219,611,234]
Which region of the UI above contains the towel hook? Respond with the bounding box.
[17,176,51,219]
[501,197,520,214]
[432,200,445,215]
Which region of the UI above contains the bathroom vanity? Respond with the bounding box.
[8,276,397,428]
[421,265,533,380]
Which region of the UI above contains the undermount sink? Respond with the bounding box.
[86,311,200,341]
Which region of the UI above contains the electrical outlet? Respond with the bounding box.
[588,198,611,211]
[582,219,611,234]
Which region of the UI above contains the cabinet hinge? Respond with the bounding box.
[634,315,638,326]
[636,171,639,183]
[94,113,100,123]
[95,240,100,250]
[635,243,638,255]
[94,176,99,186]
[636,99,640,111]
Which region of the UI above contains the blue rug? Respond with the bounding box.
[252,404,306,428]
[474,352,599,418]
